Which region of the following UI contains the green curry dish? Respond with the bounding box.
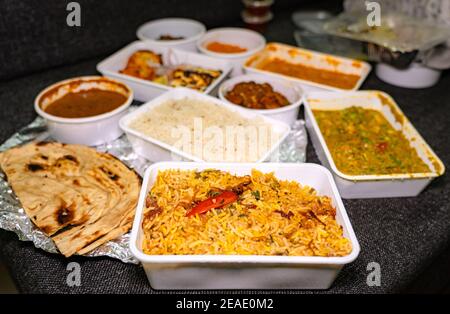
[313,106,430,176]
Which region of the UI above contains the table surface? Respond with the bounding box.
[1,14,450,294]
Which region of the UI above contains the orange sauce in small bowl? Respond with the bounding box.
[206,41,248,54]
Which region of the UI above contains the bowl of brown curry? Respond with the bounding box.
[35,76,133,146]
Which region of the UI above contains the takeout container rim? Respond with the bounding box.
[197,27,266,58]
[34,75,134,124]
[304,90,446,181]
[119,87,291,163]
[243,42,372,92]
[129,161,360,265]
[218,74,304,114]
[96,41,233,96]
[136,18,206,45]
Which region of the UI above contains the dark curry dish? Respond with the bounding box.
[120,49,222,91]
[225,81,290,110]
[313,106,430,175]
[44,89,127,118]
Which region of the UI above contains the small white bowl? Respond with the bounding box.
[35,76,133,146]
[197,27,266,77]
[137,18,206,52]
[219,74,303,125]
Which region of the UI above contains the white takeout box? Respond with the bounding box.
[119,88,290,163]
[130,162,360,290]
[97,41,233,101]
[244,42,372,93]
[304,91,445,199]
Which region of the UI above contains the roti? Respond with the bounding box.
[0,141,141,257]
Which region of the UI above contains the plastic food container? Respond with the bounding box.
[244,42,371,92]
[34,76,133,146]
[304,91,445,199]
[119,88,290,163]
[218,74,304,125]
[97,41,232,102]
[130,161,360,290]
[197,28,266,77]
[136,18,206,52]
[376,62,442,89]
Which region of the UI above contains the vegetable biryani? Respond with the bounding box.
[142,169,351,257]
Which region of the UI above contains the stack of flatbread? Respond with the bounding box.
[0,142,141,257]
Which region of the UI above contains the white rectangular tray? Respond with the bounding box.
[97,41,232,101]
[244,42,371,93]
[130,162,360,289]
[119,88,290,163]
[304,90,445,199]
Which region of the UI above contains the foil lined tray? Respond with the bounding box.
[0,110,307,264]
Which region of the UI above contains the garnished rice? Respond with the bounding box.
[142,169,352,257]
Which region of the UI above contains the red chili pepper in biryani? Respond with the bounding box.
[186,191,238,217]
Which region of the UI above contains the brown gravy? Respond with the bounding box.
[44,89,127,118]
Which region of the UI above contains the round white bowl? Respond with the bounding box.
[197,27,266,77]
[376,62,441,89]
[35,76,133,146]
[137,18,206,52]
[218,74,303,125]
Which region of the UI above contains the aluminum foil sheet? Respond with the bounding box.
[0,110,307,264]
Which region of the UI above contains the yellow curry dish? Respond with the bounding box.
[313,106,430,176]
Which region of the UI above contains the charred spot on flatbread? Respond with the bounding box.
[27,163,45,171]
[36,141,53,146]
[63,155,78,163]
[56,204,75,225]
[99,166,120,181]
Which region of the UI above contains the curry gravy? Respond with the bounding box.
[258,58,360,90]
[44,89,127,118]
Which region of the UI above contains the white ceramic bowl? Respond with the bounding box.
[35,76,133,146]
[197,27,266,77]
[130,162,360,289]
[137,18,206,52]
[219,74,303,125]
